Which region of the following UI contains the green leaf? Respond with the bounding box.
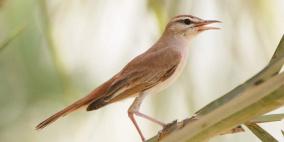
[250,113,284,123]
[246,123,278,142]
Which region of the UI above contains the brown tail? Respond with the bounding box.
[35,78,115,130]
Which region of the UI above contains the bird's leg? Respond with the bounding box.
[134,111,166,126]
[128,93,166,141]
[128,94,146,141]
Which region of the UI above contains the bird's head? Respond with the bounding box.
[165,15,221,39]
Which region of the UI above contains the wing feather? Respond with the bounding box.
[87,47,181,110]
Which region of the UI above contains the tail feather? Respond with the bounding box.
[35,96,93,130]
[36,78,115,130]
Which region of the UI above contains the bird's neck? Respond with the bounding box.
[149,31,190,52]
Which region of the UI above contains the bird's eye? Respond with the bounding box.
[183,19,191,25]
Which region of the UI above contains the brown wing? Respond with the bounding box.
[87,47,182,111]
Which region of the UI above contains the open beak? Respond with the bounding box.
[195,20,221,32]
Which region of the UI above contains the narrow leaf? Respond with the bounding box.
[250,113,284,123]
[246,123,278,142]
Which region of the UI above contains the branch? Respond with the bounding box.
[146,35,284,142]
[195,35,284,116]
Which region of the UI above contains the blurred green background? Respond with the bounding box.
[0,0,283,142]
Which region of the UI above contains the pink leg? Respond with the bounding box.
[134,111,166,126]
[128,93,165,142]
[128,111,145,141]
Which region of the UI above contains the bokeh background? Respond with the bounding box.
[0,0,283,142]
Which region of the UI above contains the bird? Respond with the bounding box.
[36,14,220,141]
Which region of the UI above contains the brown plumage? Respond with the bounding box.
[36,14,220,141]
[36,42,181,129]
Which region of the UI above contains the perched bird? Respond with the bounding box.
[36,14,220,141]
